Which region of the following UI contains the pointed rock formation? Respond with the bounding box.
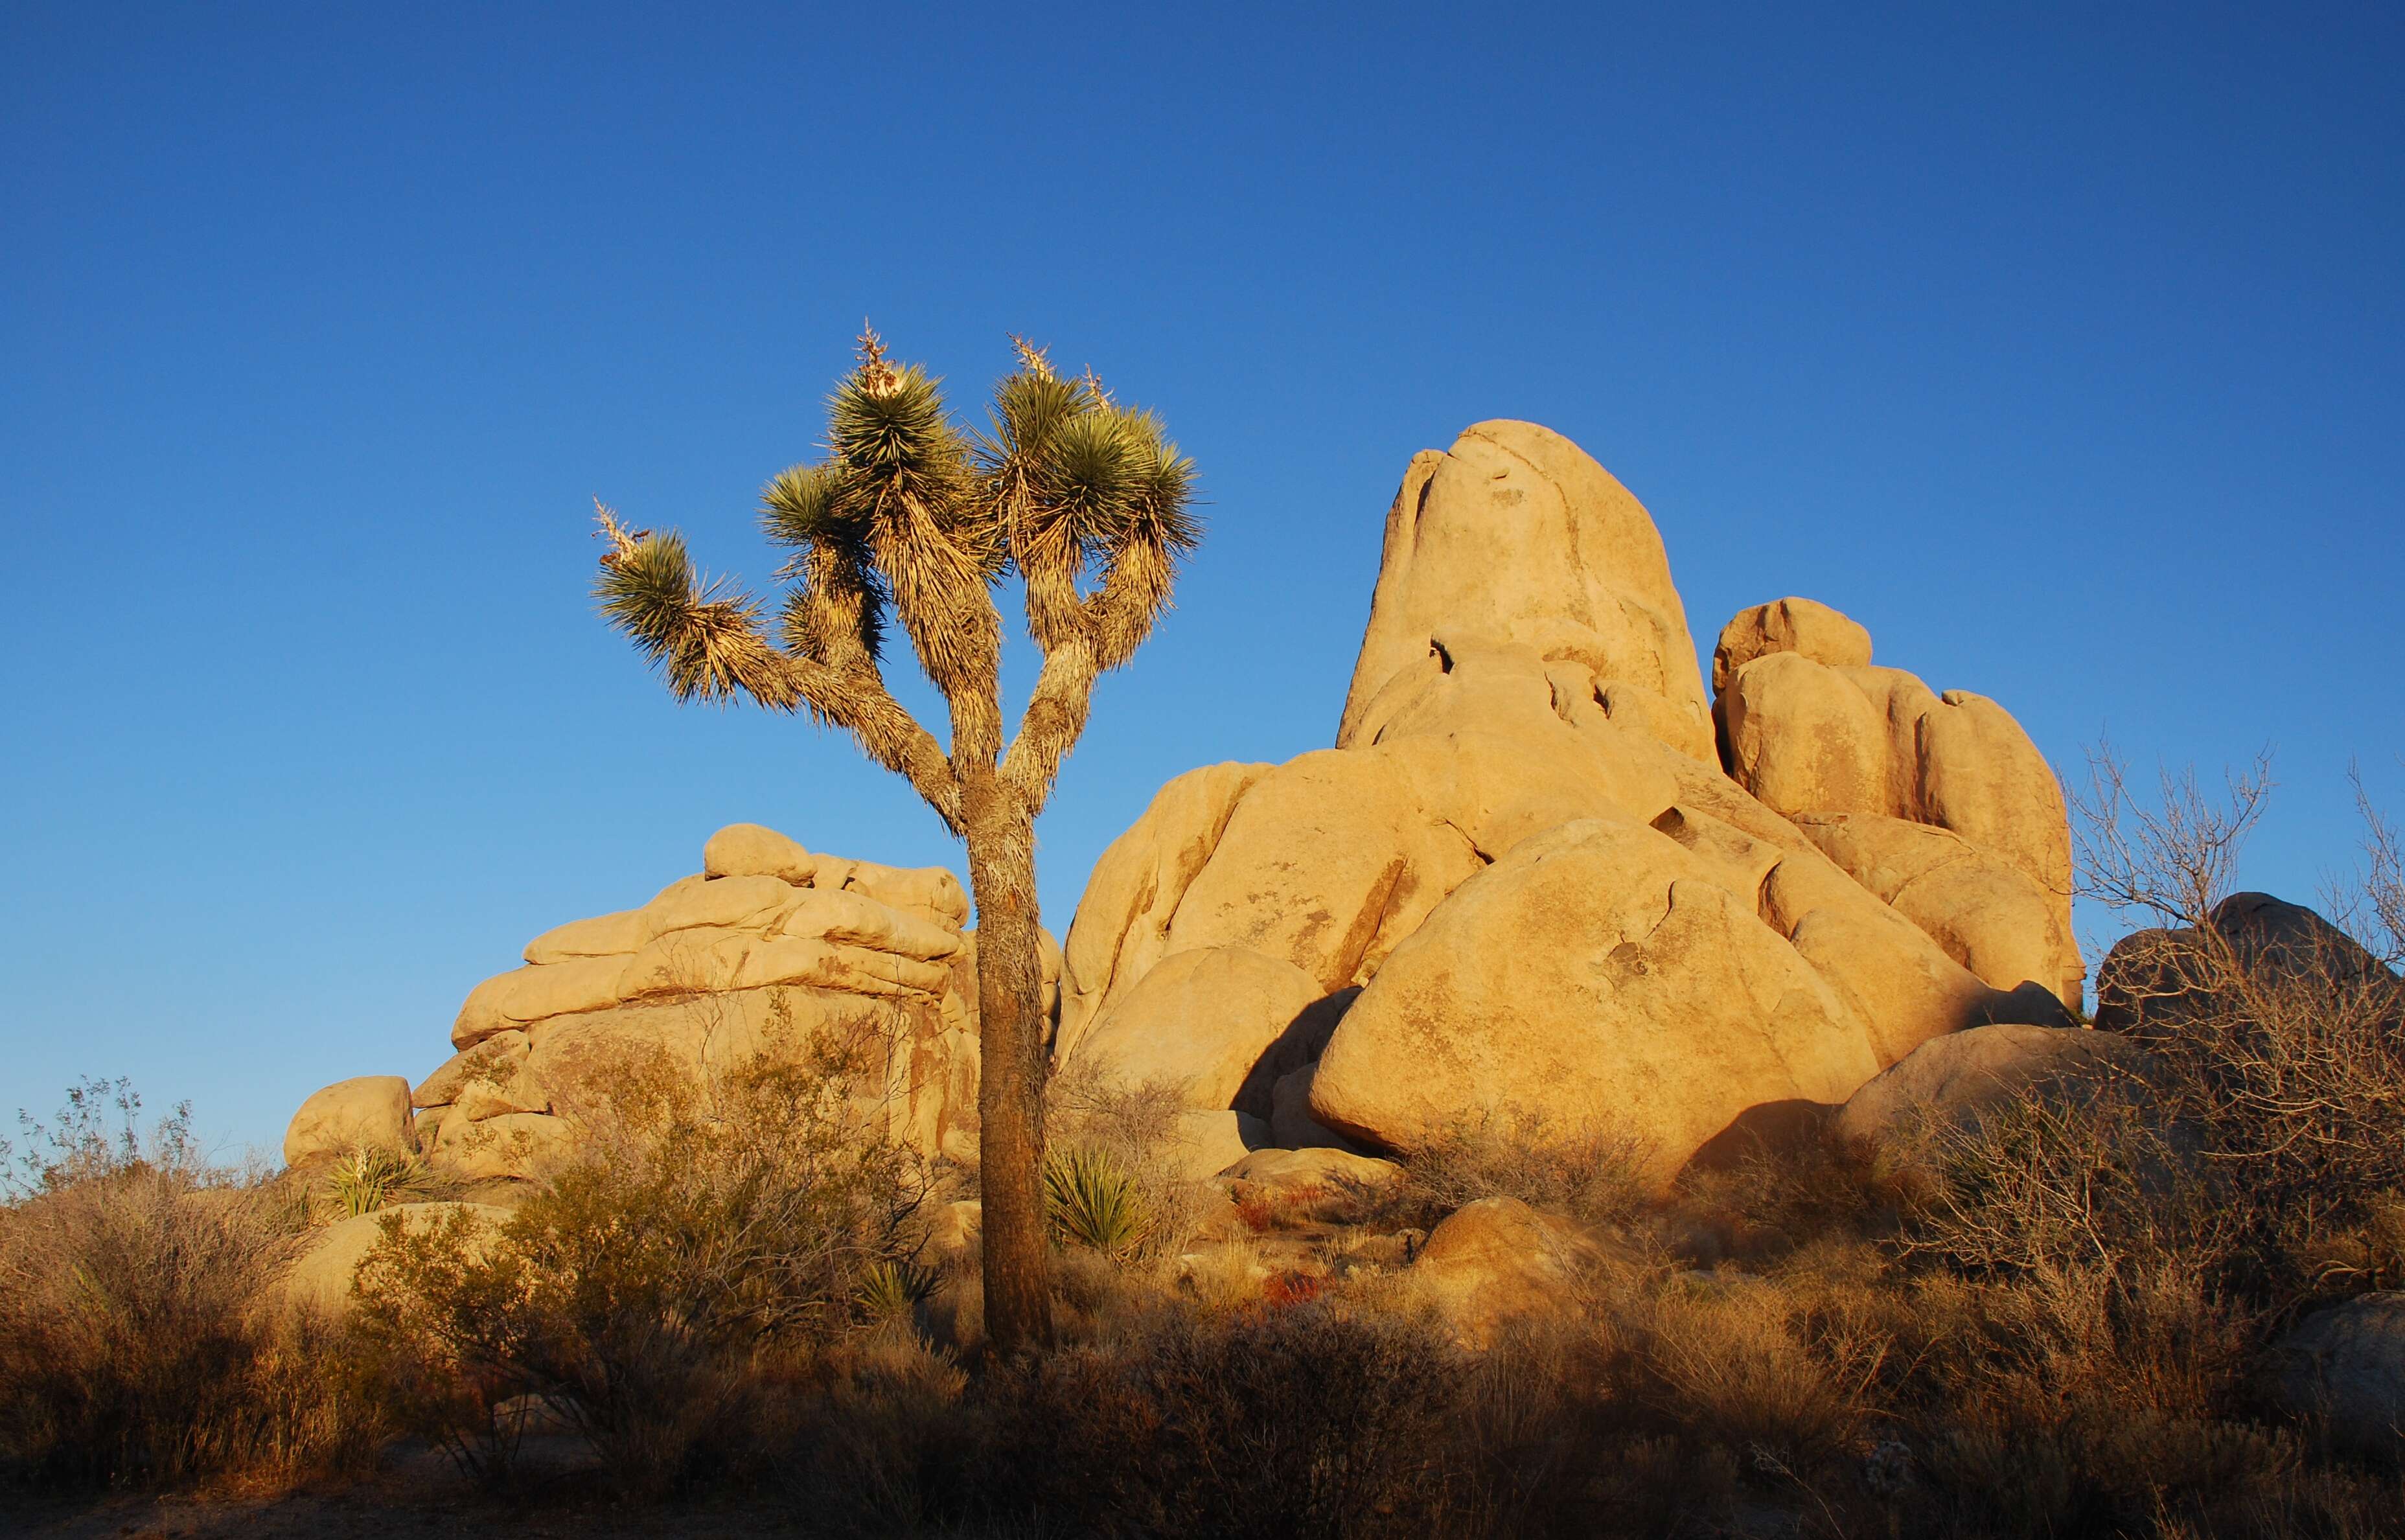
[1058,421,2078,1180]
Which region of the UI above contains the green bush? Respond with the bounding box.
[356,1031,929,1496]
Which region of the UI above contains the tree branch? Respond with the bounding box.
[595,522,964,834]
[999,541,1175,816]
[1000,632,1099,818]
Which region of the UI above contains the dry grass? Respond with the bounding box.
[1392,1107,1651,1232]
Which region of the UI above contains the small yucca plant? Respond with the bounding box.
[323,1144,429,1219]
[1044,1144,1154,1258]
[853,1256,940,1322]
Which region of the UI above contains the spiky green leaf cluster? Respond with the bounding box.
[980,376,1199,573]
[595,533,774,703]
[852,1256,939,1321]
[1043,1143,1153,1258]
[323,1144,433,1219]
[747,336,1201,670]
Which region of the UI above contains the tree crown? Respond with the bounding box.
[592,329,1200,834]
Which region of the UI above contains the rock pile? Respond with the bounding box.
[286,823,1061,1186]
[287,418,2090,1201]
[1057,420,2082,1181]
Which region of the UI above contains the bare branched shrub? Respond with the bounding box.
[2327,764,2405,971]
[2073,742,2276,931]
[356,1026,930,1496]
[1,1076,197,1200]
[2042,746,2405,1304]
[1901,1076,2235,1280]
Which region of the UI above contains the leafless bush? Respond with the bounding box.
[2031,746,2405,1304]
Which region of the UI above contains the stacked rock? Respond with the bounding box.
[1714,597,2083,1007]
[285,823,1060,1185]
[1055,420,2082,1183]
[286,419,2097,1200]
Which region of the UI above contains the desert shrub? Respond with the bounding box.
[2065,752,2405,1310]
[319,1143,439,1218]
[1395,1107,1650,1230]
[1901,1073,2231,1282]
[1043,1142,1153,1257]
[1859,1261,2334,1538]
[1632,1280,1884,1471]
[1805,751,2405,1532]
[792,1332,976,1532]
[1045,1059,1216,1259]
[356,1030,930,1496]
[0,1081,382,1491]
[883,1300,1480,1539]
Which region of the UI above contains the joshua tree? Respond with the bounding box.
[589,330,1199,1353]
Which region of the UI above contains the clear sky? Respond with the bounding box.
[4,4,2400,1157]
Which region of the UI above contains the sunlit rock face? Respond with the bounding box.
[286,419,2089,1193]
[286,822,1054,1189]
[1059,420,2077,1182]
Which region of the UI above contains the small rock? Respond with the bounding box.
[1409,1195,1618,1348]
[2272,1292,2405,1455]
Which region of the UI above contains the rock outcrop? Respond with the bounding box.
[1712,605,2082,1005]
[1833,1022,2139,1152]
[2272,1293,2405,1456]
[1057,421,2081,1181]
[290,419,2093,1211]
[286,824,1052,1186]
[1339,421,1716,761]
[2094,890,2402,1038]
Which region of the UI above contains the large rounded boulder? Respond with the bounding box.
[284,1075,416,1166]
[1063,946,1335,1116]
[1309,818,1883,1179]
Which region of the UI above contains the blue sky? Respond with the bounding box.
[4,4,2399,1156]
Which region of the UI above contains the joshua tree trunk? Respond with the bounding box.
[961,776,1053,1352]
[592,331,1197,1361]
